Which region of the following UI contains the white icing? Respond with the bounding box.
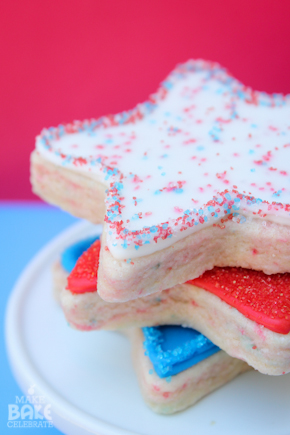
[36,60,290,259]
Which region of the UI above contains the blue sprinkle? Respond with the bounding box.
[175,188,183,194]
[166,376,172,383]
[225,193,231,200]
[162,80,173,90]
[154,190,161,195]
[250,168,255,172]
[197,145,205,151]
[273,190,282,197]
[150,226,158,233]
[149,369,154,375]
[162,223,168,229]
[161,172,166,176]
[121,240,128,249]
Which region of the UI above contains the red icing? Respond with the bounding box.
[66,240,100,293]
[187,267,290,334]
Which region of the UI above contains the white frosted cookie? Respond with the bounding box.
[32,59,290,303]
[54,237,290,375]
[129,328,250,414]
[97,218,290,302]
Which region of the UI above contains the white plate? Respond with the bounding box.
[5,221,290,435]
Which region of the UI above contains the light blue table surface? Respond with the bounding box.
[1,202,79,435]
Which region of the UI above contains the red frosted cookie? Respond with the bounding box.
[53,236,290,375]
[189,267,290,335]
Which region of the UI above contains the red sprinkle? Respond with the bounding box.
[66,240,100,293]
[187,267,290,334]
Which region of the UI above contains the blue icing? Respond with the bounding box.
[61,235,100,273]
[142,325,220,378]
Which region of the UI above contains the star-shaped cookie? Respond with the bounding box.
[32,59,290,302]
[54,236,290,375]
[129,327,249,414]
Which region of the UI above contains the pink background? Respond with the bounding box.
[1,0,290,200]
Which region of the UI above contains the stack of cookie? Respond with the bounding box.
[30,60,290,414]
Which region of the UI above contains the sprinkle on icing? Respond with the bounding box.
[36,59,290,259]
[61,235,99,273]
[189,267,290,334]
[142,325,219,378]
[66,239,100,293]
